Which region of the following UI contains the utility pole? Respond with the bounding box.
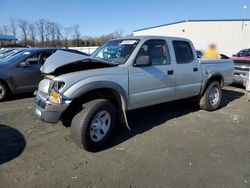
[242,5,247,49]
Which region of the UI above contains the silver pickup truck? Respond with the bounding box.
[32,36,234,151]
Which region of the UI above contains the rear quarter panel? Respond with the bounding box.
[200,59,234,92]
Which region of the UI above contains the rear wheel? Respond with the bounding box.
[199,81,222,111]
[71,99,116,151]
[0,82,8,102]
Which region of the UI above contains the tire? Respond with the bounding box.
[199,81,222,111]
[0,82,8,102]
[71,99,116,151]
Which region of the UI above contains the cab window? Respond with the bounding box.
[137,39,170,65]
[173,40,194,64]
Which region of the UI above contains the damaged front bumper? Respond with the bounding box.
[32,91,71,123]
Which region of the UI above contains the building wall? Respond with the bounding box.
[133,21,250,56]
[69,46,99,55]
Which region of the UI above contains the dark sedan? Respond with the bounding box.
[0,48,87,101]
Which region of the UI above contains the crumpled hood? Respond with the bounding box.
[41,50,118,75]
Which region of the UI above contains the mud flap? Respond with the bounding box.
[120,95,131,130]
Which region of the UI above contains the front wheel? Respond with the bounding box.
[71,99,116,151]
[199,81,222,111]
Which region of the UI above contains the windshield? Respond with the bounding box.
[236,49,250,57]
[0,51,31,65]
[91,39,139,64]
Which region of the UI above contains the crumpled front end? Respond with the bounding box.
[32,78,72,123]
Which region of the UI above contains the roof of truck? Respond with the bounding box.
[114,35,190,42]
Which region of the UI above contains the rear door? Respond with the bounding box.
[12,50,54,91]
[172,40,202,99]
[129,39,176,109]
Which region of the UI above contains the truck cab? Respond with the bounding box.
[128,37,202,109]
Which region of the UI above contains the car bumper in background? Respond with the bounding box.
[233,70,247,84]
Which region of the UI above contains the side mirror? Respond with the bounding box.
[134,55,151,67]
[232,54,236,57]
[19,61,29,67]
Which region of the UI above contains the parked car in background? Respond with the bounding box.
[232,49,250,60]
[196,50,203,58]
[0,48,87,101]
[232,49,250,85]
[32,36,234,151]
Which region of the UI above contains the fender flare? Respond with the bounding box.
[0,77,13,92]
[66,81,130,130]
[201,72,224,95]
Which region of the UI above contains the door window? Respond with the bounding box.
[39,51,54,64]
[137,40,170,65]
[25,51,54,65]
[26,54,39,65]
[173,41,194,64]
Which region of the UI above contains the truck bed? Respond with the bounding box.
[200,59,234,86]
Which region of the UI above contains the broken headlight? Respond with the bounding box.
[52,81,65,91]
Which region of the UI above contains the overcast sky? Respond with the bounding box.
[0,0,249,37]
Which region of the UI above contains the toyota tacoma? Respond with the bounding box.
[32,36,234,151]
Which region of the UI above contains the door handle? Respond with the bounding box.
[193,67,198,72]
[167,70,174,75]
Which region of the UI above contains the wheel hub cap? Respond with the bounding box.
[90,110,111,142]
[208,87,219,106]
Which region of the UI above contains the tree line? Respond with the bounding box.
[0,18,124,47]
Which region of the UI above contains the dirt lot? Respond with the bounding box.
[0,86,250,188]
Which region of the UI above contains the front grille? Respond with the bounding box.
[35,96,47,109]
[234,60,250,64]
[235,66,250,72]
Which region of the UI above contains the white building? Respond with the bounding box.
[69,46,98,55]
[133,19,250,56]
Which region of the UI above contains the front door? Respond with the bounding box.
[129,39,176,109]
[12,51,53,92]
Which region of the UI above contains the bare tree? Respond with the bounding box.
[36,19,46,45]
[112,29,124,38]
[44,21,51,45]
[9,18,17,36]
[29,23,36,45]
[48,21,57,46]
[62,26,72,48]
[72,24,81,46]
[18,19,29,45]
[2,25,9,35]
[55,23,62,46]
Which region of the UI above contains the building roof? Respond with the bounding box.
[134,19,250,32]
[0,35,18,41]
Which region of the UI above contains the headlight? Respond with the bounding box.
[49,90,62,104]
[52,81,65,91]
[38,79,53,99]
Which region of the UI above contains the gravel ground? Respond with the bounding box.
[0,86,250,188]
